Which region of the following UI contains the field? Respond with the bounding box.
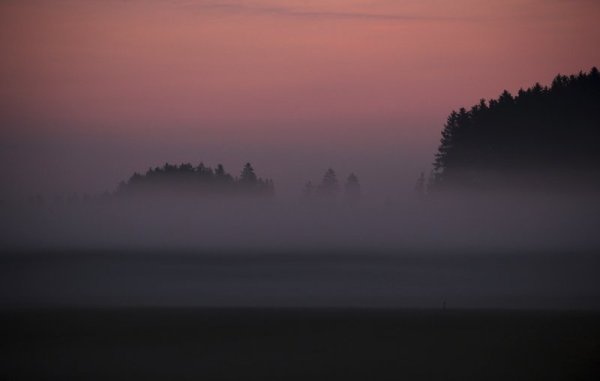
[1,308,599,380]
[1,250,599,379]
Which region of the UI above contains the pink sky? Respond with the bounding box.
[1,0,599,197]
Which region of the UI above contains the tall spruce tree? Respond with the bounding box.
[317,168,339,199]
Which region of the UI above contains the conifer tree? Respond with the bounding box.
[317,168,339,199]
[344,173,361,202]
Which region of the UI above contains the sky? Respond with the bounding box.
[1,0,599,199]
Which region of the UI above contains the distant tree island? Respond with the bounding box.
[116,162,275,197]
[431,67,600,191]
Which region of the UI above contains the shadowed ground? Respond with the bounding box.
[1,308,599,380]
[1,250,599,379]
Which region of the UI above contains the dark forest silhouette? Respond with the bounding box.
[432,67,600,191]
[116,162,275,197]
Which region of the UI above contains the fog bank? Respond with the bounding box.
[2,190,599,252]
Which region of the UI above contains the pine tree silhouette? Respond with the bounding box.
[344,173,361,203]
[240,163,257,184]
[316,168,339,199]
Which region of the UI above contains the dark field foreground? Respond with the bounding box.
[1,308,599,380]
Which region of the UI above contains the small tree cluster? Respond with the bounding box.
[117,162,274,197]
[303,168,361,203]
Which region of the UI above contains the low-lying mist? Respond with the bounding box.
[2,189,599,310]
[2,189,599,253]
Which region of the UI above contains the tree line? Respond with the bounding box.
[116,162,275,197]
[13,166,366,205]
[431,67,600,190]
